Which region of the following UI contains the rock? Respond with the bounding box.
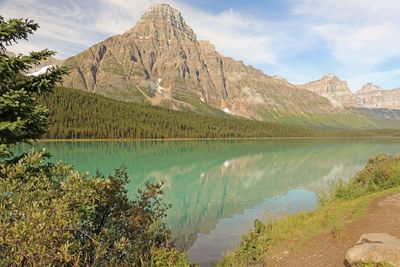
[301,76,400,110]
[356,233,400,245]
[61,3,335,119]
[345,233,400,266]
[356,84,400,110]
[300,74,361,108]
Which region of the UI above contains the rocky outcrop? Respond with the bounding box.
[301,74,361,108]
[356,83,400,110]
[62,4,335,119]
[346,233,400,266]
[302,76,400,111]
[357,83,382,94]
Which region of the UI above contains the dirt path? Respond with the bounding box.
[266,193,400,267]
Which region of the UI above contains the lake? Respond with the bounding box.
[15,139,400,266]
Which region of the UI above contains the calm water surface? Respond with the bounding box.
[15,139,400,266]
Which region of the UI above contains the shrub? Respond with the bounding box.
[0,151,189,266]
[333,154,400,200]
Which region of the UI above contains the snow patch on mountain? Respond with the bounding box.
[28,65,52,76]
[223,107,232,114]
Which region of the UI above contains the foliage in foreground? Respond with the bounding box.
[332,154,400,200]
[219,154,400,266]
[0,16,67,157]
[0,151,189,266]
[0,16,189,266]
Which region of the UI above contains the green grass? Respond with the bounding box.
[172,91,229,117]
[219,154,400,266]
[352,262,395,267]
[262,110,400,130]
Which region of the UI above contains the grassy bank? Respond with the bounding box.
[219,154,400,266]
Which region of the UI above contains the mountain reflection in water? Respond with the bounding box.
[15,139,400,266]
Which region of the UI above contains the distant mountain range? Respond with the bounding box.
[301,75,400,110]
[19,4,400,129]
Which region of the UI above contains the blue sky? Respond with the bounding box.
[3,0,400,90]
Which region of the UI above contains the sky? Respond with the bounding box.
[2,0,400,91]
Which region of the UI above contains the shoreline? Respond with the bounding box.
[37,136,400,142]
[219,154,400,266]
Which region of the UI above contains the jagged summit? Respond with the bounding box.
[125,3,196,41]
[356,83,400,109]
[62,3,335,121]
[301,74,360,108]
[357,83,382,94]
[321,73,340,81]
[145,3,183,21]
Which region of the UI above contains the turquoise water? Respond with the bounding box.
[15,139,400,266]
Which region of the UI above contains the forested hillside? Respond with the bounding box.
[38,87,319,139]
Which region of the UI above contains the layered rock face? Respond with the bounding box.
[301,74,361,108]
[356,83,400,110]
[302,76,400,110]
[62,4,334,119]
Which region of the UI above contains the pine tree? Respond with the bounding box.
[0,16,67,157]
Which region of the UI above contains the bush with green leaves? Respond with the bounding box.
[332,154,400,200]
[0,16,190,266]
[0,150,190,266]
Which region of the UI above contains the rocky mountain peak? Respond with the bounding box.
[357,83,382,94]
[321,73,340,81]
[301,74,360,107]
[62,3,336,121]
[125,3,197,42]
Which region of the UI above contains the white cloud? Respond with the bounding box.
[1,0,107,57]
[181,7,278,64]
[1,0,280,65]
[292,0,400,68]
[348,69,400,91]
[3,0,400,89]
[312,23,400,67]
[94,0,280,65]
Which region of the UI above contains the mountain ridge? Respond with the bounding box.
[301,75,400,110]
[55,3,400,129]
[300,74,361,108]
[61,3,336,121]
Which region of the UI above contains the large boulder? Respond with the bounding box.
[345,233,400,266]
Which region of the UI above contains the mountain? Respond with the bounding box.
[301,76,400,111]
[58,4,400,130]
[356,83,400,110]
[300,74,361,108]
[62,4,335,120]
[357,83,382,94]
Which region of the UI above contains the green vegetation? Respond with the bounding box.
[260,108,400,131]
[0,19,66,157]
[219,154,400,266]
[37,87,400,140]
[0,16,189,266]
[0,152,190,266]
[38,87,318,139]
[333,154,400,200]
[352,262,394,267]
